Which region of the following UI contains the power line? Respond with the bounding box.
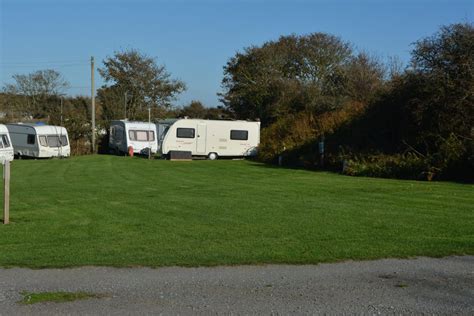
[1,63,89,69]
[0,59,89,65]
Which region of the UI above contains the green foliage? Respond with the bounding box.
[258,102,363,162]
[254,23,473,181]
[2,69,69,119]
[48,96,92,155]
[180,100,207,118]
[0,156,472,267]
[341,153,431,180]
[221,33,375,126]
[98,49,186,125]
[178,101,233,120]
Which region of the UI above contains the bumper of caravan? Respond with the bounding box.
[38,148,71,158]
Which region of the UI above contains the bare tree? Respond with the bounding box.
[3,69,69,119]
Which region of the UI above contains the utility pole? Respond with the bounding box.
[124,92,128,119]
[60,97,63,127]
[148,106,151,160]
[91,56,96,153]
[59,96,63,158]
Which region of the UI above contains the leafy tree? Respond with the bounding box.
[178,101,234,120]
[49,96,92,154]
[98,49,186,124]
[2,69,69,119]
[342,52,386,103]
[204,105,234,120]
[220,33,385,126]
[179,100,207,118]
[325,23,474,180]
[408,23,474,145]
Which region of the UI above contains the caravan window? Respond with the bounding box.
[1,135,10,148]
[230,130,248,140]
[27,134,36,145]
[39,136,48,147]
[47,135,60,147]
[129,130,155,142]
[136,131,148,141]
[60,135,68,146]
[177,128,195,139]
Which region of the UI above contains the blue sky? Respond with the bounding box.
[1,0,472,107]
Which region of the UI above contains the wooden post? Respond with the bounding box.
[3,160,10,224]
[91,56,96,153]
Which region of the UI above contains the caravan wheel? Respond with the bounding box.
[208,152,218,160]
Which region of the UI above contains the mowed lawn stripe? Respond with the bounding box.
[0,155,472,268]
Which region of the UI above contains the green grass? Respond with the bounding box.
[0,155,472,268]
[19,291,101,304]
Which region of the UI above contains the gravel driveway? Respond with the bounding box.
[0,256,472,315]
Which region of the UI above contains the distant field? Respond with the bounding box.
[0,155,472,268]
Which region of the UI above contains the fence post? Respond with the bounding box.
[3,160,10,224]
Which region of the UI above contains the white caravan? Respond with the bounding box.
[6,123,70,158]
[0,124,14,162]
[109,120,157,155]
[158,119,260,160]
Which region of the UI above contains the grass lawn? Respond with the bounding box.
[0,155,472,268]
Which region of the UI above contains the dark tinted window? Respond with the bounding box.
[230,130,248,140]
[1,135,10,148]
[60,135,68,146]
[177,128,195,139]
[27,134,35,145]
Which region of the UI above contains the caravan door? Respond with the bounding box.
[196,123,207,154]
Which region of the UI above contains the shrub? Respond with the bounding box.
[341,153,436,180]
[258,102,364,162]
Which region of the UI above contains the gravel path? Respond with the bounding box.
[0,256,472,315]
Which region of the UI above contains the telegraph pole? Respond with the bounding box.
[148,106,151,160]
[124,92,127,119]
[59,96,63,157]
[60,97,63,127]
[91,56,96,153]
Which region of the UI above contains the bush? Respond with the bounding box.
[341,153,432,180]
[258,102,364,162]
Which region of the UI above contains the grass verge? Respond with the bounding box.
[19,291,101,304]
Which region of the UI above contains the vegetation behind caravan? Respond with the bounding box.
[220,23,473,181]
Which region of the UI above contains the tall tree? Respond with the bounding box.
[409,23,474,143]
[220,33,365,125]
[179,100,207,118]
[98,49,186,124]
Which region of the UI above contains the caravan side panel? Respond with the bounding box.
[6,125,40,157]
[110,120,158,155]
[7,124,70,158]
[161,119,260,158]
[0,125,14,162]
